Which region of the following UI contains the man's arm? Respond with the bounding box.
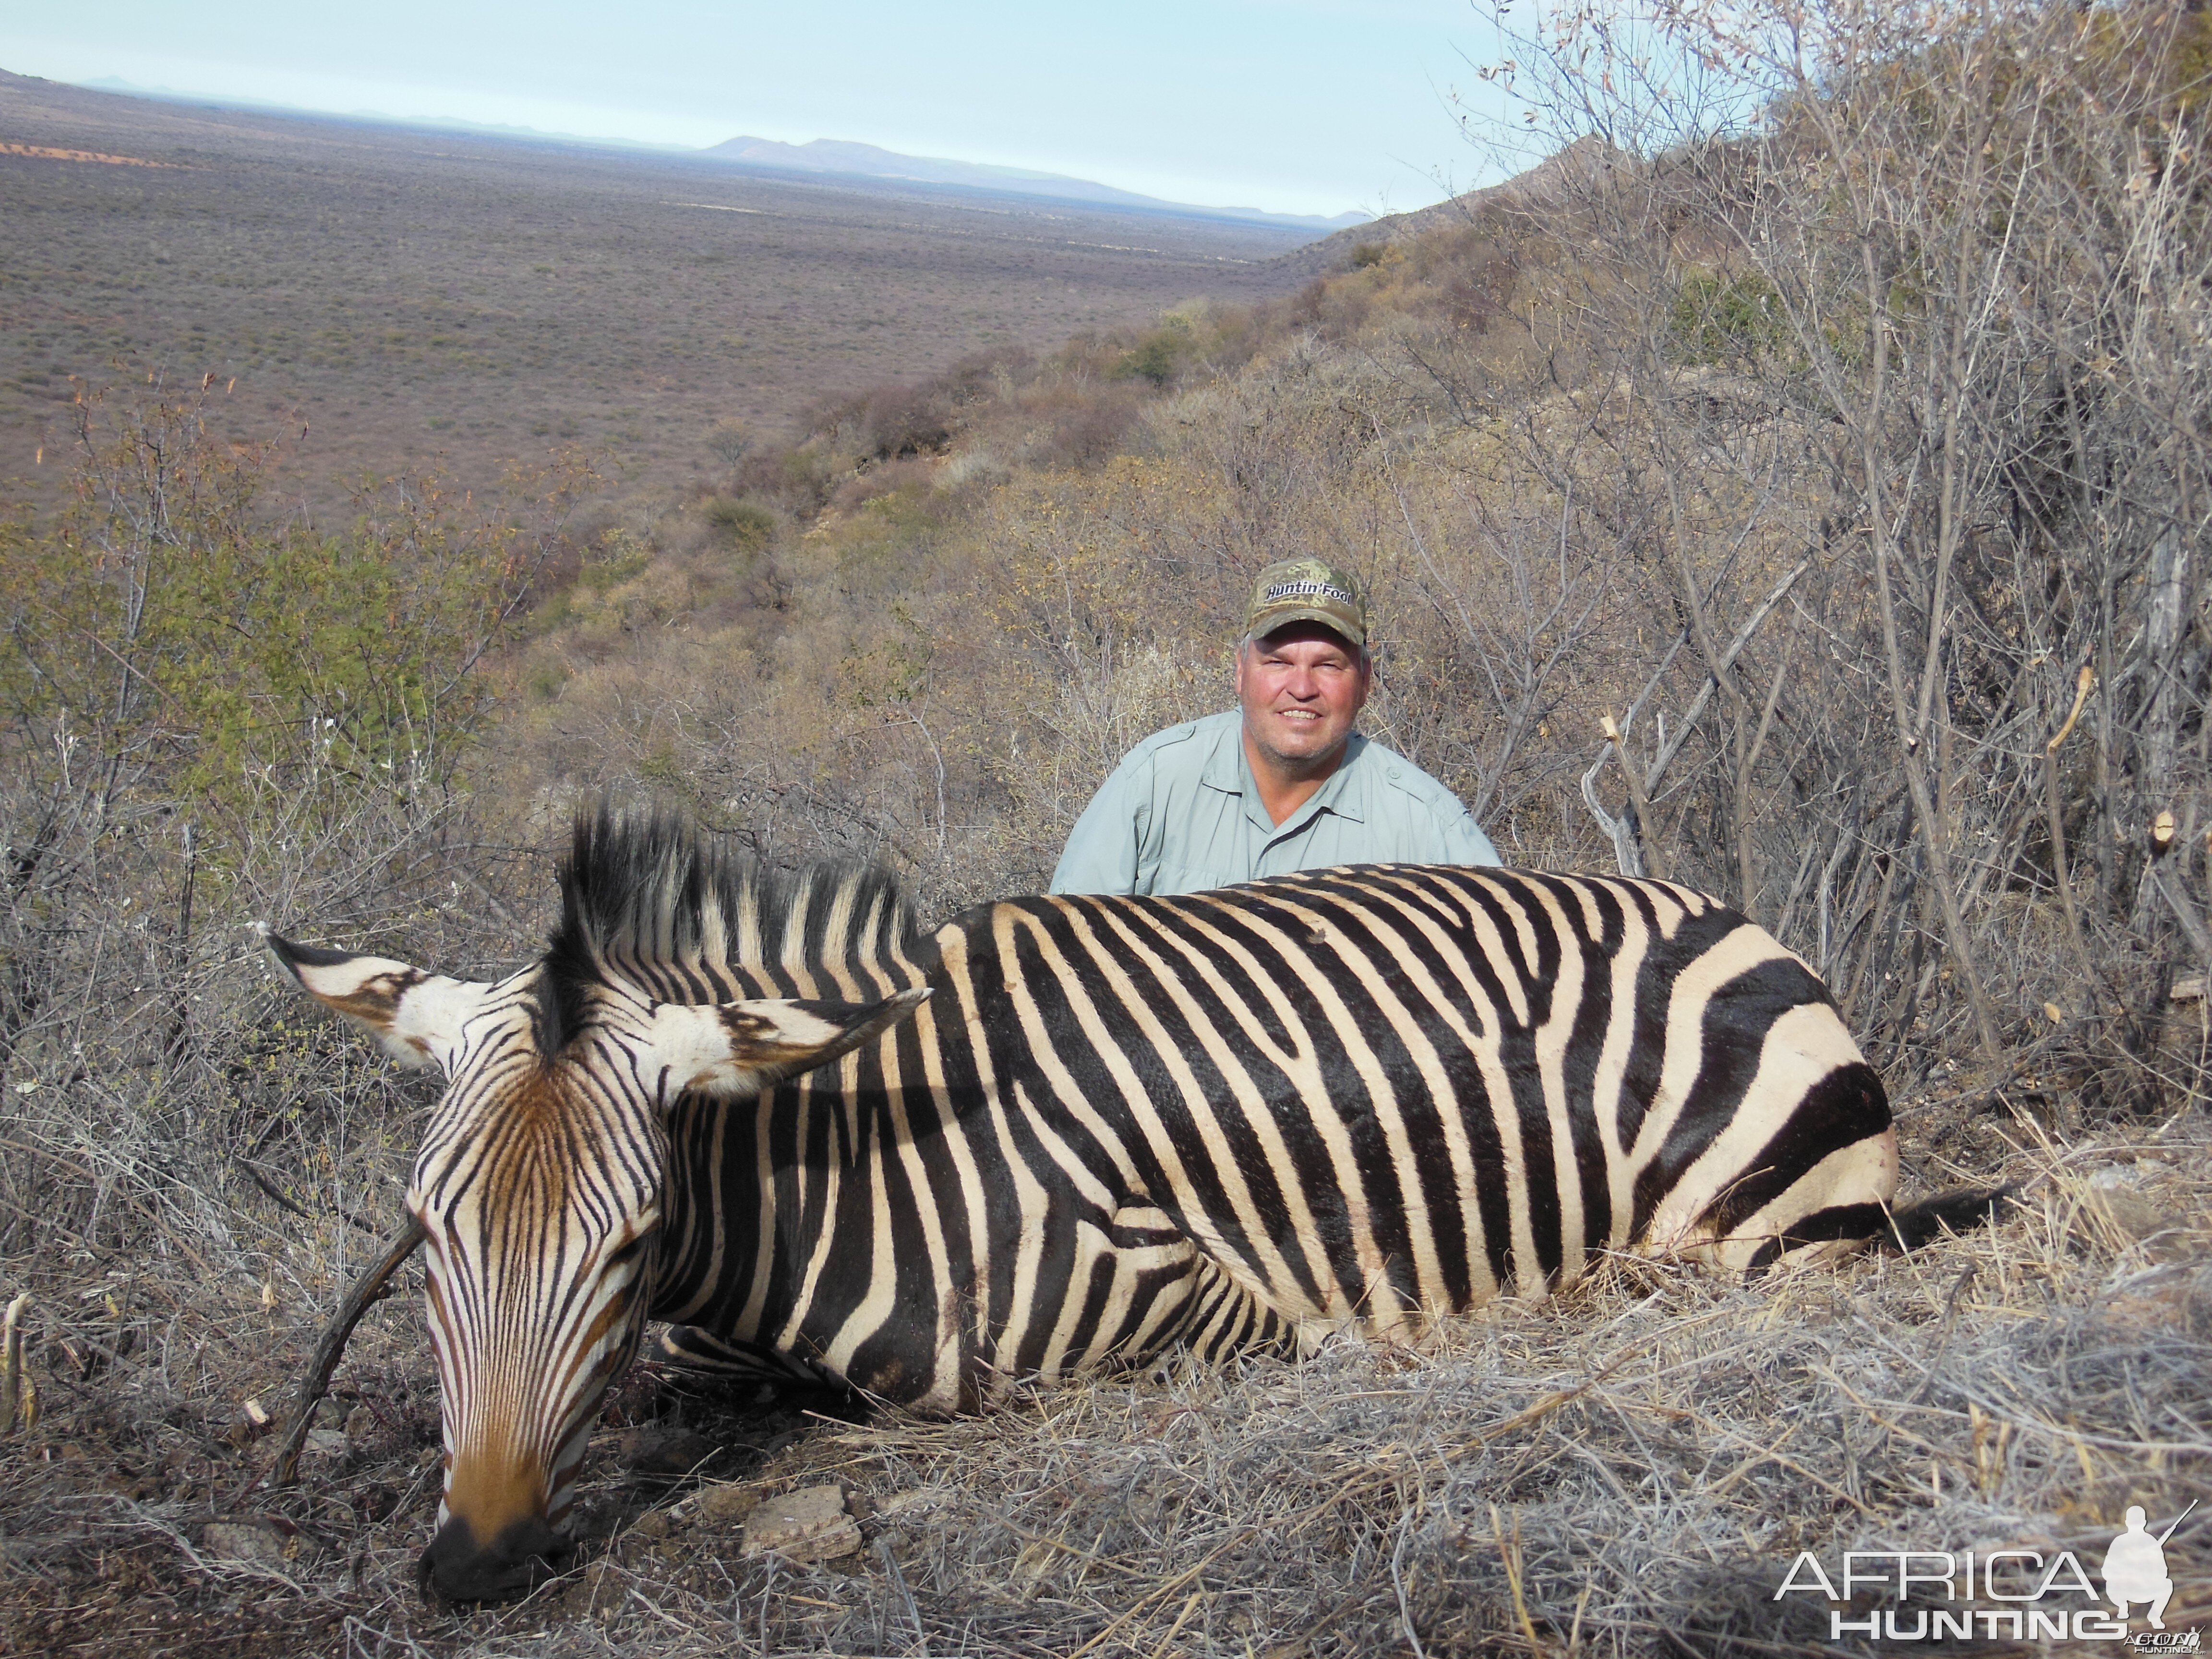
[1049,764,1149,895]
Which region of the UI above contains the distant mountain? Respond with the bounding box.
[703,136,1369,233]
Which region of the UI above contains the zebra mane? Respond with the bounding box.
[540,805,918,1044]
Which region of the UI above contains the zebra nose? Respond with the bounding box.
[418,1513,572,1603]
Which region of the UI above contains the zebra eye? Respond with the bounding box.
[601,1234,650,1273]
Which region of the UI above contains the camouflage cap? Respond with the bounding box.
[1244,556,1366,647]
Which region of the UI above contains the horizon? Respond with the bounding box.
[0,1,1514,221]
[56,79,1375,225]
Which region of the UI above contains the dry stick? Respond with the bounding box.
[2147,808,2212,963]
[267,1214,426,1488]
[1736,642,1794,926]
[0,1291,34,1434]
[1060,1533,1243,1659]
[2044,664,2101,991]
[1392,1505,1430,1659]
[875,1539,930,1658]
[1606,712,1662,880]
[1489,1503,1543,1655]
[1890,672,2004,1061]
[1840,845,1905,1022]
[1639,558,1810,793]
[233,1154,381,1238]
[1581,743,1642,879]
[1148,1590,1204,1659]
[1590,712,1661,881]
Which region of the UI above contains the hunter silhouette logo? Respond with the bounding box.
[2104,1504,2184,1631]
[1774,1502,2198,1644]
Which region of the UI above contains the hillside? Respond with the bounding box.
[1,0,2207,1653]
[1279,134,1629,276]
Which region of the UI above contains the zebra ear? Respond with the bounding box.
[264,932,493,1074]
[646,988,930,1101]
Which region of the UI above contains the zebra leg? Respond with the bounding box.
[1164,1258,1298,1367]
[1739,1184,2019,1271]
[656,1325,846,1392]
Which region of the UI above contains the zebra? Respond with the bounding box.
[269,806,1985,1602]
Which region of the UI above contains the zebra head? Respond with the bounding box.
[267,930,925,1602]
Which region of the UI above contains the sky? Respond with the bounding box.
[0,0,1519,219]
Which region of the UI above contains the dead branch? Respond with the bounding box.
[267,1214,426,1489]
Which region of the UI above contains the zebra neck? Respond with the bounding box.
[645,940,969,1335]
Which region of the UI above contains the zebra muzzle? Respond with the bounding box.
[419,1511,573,1604]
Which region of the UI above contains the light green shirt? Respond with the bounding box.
[1049,710,1501,896]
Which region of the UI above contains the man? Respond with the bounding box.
[1050,556,1501,896]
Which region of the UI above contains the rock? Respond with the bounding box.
[301,1428,349,1467]
[741,1485,862,1563]
[202,1520,294,1563]
[2085,1167,2177,1245]
[693,1481,757,1526]
[2098,1190,2174,1243]
[628,1508,672,1543]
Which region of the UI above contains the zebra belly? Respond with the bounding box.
[656,1203,1232,1409]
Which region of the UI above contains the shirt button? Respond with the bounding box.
[1387,767,1401,780]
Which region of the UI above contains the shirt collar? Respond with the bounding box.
[1201,718,1369,831]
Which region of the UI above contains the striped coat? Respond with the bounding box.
[612,831,1898,1411]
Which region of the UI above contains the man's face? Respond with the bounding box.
[1235,622,1371,772]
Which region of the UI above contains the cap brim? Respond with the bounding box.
[1246,603,1365,646]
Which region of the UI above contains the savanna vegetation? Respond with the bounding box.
[0,68,1310,516]
[1,0,2207,1651]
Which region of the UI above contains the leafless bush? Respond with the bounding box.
[1414,0,2212,1103]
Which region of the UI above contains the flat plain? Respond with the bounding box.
[0,70,1313,510]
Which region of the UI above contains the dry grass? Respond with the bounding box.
[3,1083,2203,1658]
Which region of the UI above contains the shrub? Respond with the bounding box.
[703,495,778,553]
[703,417,752,471]
[1667,270,1790,367]
[1113,322,1193,388]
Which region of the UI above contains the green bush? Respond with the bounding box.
[1668,270,1790,367]
[0,387,543,832]
[704,495,778,553]
[1113,323,1193,388]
